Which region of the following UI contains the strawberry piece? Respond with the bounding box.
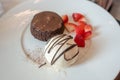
[76,21,86,35]
[78,21,87,26]
[62,15,68,23]
[72,13,84,22]
[78,17,87,22]
[64,22,77,32]
[83,31,92,40]
[84,24,92,32]
[74,34,85,47]
[75,26,85,36]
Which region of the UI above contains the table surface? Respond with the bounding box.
[0,0,119,80]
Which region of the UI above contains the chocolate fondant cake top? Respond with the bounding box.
[31,11,63,32]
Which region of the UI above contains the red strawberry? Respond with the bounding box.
[84,24,92,32]
[62,13,93,47]
[72,13,84,22]
[64,22,77,32]
[75,26,85,36]
[83,31,92,40]
[78,17,87,22]
[62,15,68,23]
[76,21,86,35]
[74,34,85,47]
[78,21,87,26]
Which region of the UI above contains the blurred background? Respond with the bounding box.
[0,0,120,21]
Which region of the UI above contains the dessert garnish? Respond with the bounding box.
[62,12,93,47]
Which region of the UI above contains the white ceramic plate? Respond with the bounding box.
[0,0,120,80]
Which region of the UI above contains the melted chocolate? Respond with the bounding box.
[39,62,46,68]
[44,34,66,53]
[64,45,79,61]
[45,34,79,65]
[51,36,72,65]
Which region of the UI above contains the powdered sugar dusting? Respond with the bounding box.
[22,45,47,67]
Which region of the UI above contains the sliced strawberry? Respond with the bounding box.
[62,15,68,23]
[78,21,87,26]
[64,22,77,32]
[72,13,84,22]
[84,24,93,32]
[74,34,85,47]
[78,17,87,22]
[75,26,85,36]
[83,31,92,40]
[76,21,86,35]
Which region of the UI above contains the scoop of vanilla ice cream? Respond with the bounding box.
[44,34,79,68]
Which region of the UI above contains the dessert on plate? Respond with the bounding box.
[45,34,79,68]
[22,11,93,69]
[31,11,64,41]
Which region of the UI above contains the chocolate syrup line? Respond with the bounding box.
[51,43,78,65]
[39,62,46,68]
[48,36,67,53]
[51,38,70,65]
[50,36,73,65]
[45,34,79,65]
[64,47,79,61]
[49,37,72,53]
[44,34,66,53]
[51,44,77,65]
[47,35,72,53]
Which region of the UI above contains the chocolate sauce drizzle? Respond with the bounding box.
[44,34,66,54]
[64,44,79,61]
[45,34,79,65]
[39,62,46,68]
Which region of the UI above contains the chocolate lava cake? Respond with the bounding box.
[31,11,64,41]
